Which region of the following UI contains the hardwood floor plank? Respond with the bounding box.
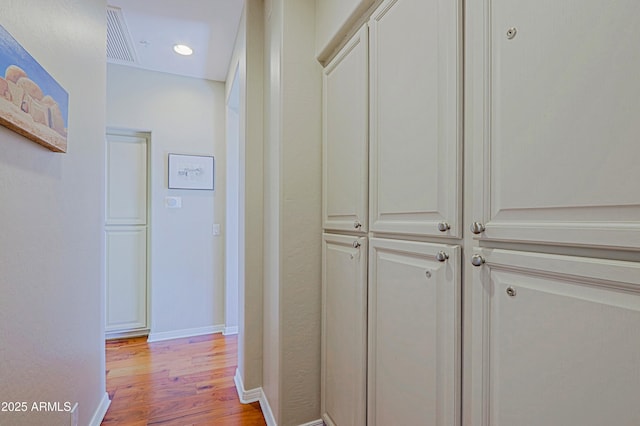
[102,334,266,425]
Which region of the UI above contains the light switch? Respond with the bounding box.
[212,223,221,236]
[165,196,182,208]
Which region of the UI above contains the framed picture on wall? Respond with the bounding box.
[0,24,69,152]
[168,153,215,190]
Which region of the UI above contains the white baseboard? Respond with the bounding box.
[223,325,239,335]
[233,369,320,426]
[88,392,110,426]
[298,420,324,426]
[233,368,262,403]
[147,325,224,343]
[234,368,276,425]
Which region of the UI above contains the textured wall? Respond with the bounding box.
[0,0,108,425]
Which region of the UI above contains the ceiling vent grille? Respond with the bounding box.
[106,6,138,64]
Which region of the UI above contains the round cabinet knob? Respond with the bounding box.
[471,254,485,267]
[352,241,361,249]
[435,251,449,262]
[354,221,362,229]
[470,222,485,235]
[437,222,451,232]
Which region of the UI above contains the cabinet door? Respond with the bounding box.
[368,238,460,426]
[469,0,640,249]
[469,248,640,425]
[323,26,369,233]
[106,228,147,332]
[369,0,462,237]
[322,234,367,426]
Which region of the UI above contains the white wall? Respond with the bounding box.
[0,1,108,425]
[225,68,240,334]
[263,0,323,424]
[225,0,265,393]
[106,64,226,337]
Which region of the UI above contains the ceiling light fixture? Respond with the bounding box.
[173,44,193,56]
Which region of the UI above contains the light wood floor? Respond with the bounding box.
[102,333,266,425]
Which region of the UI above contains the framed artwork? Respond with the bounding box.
[0,24,69,152]
[168,153,215,190]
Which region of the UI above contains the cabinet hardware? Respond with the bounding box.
[506,27,517,39]
[354,221,362,229]
[425,271,432,279]
[506,286,517,297]
[435,251,449,262]
[437,222,451,232]
[471,254,485,267]
[352,241,361,249]
[470,222,485,234]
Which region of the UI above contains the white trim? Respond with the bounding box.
[233,368,278,426]
[259,395,276,426]
[105,329,149,340]
[298,420,324,426]
[223,325,239,336]
[233,368,262,403]
[88,392,111,426]
[146,325,224,343]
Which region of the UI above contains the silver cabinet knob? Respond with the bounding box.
[470,222,485,234]
[471,254,485,267]
[354,221,362,229]
[437,222,451,232]
[352,241,361,249]
[435,251,449,262]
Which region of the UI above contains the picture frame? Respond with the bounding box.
[0,24,69,152]
[168,153,215,190]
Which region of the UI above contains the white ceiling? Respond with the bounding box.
[107,0,244,82]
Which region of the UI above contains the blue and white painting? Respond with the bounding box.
[0,24,69,152]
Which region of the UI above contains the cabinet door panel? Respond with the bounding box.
[106,227,147,332]
[323,26,369,233]
[369,238,460,426]
[470,0,640,248]
[369,0,461,237]
[322,234,367,426]
[470,249,640,425]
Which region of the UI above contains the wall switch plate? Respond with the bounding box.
[165,196,182,208]
[212,224,221,236]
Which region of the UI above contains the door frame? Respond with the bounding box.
[105,128,152,339]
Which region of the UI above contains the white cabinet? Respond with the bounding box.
[105,132,148,335]
[469,248,640,426]
[322,233,367,426]
[368,238,460,426]
[323,25,369,233]
[470,0,640,249]
[369,0,462,238]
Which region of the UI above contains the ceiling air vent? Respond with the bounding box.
[106,6,138,64]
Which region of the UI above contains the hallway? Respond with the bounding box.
[102,334,266,425]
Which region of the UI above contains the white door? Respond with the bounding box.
[369,0,462,237]
[368,238,460,426]
[323,25,369,233]
[469,248,640,425]
[105,132,148,335]
[322,233,367,426]
[469,0,640,249]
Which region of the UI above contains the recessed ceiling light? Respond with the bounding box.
[173,44,193,56]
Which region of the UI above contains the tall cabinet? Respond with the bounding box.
[322,0,462,425]
[322,0,640,424]
[466,1,640,425]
